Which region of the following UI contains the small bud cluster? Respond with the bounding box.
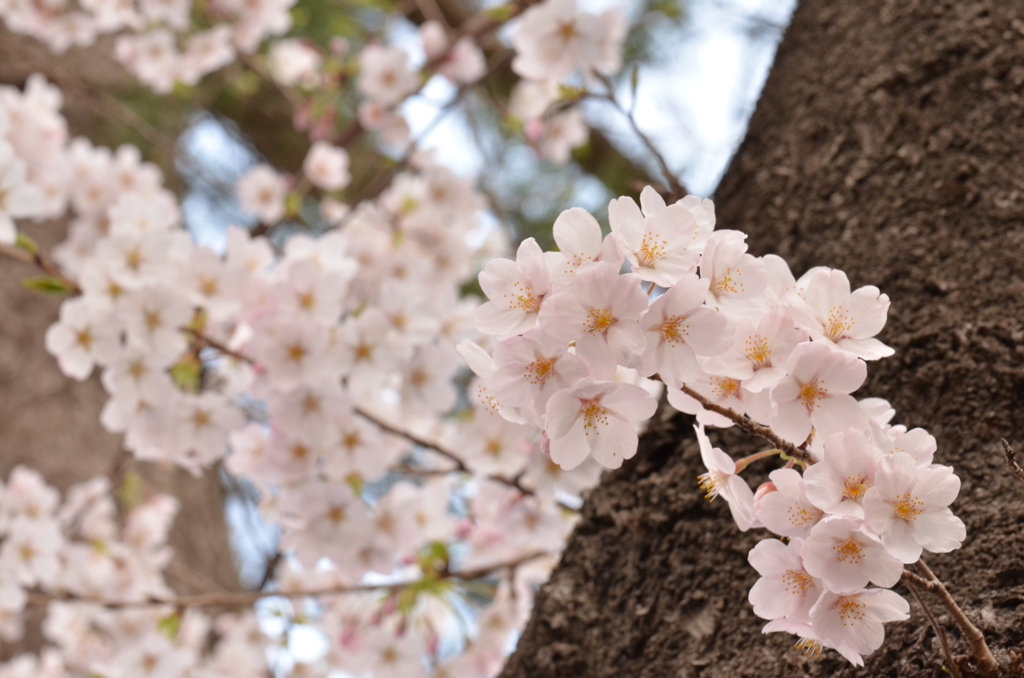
[469,186,967,665]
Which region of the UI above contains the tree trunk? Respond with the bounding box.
[500,1,1024,676]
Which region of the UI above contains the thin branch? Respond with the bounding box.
[594,73,687,201]
[25,550,549,609]
[904,575,961,678]
[1002,439,1024,485]
[914,559,1000,677]
[673,382,814,463]
[0,243,81,294]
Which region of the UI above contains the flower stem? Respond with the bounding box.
[914,559,999,677]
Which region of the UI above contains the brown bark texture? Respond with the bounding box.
[500,1,1024,677]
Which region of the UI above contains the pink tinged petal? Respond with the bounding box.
[879,518,923,564]
[575,331,620,381]
[912,510,965,554]
[588,416,639,469]
[516,237,549,291]
[639,185,666,215]
[655,341,699,387]
[456,340,495,380]
[915,465,961,507]
[703,349,754,381]
[846,286,890,339]
[812,394,869,440]
[537,291,588,343]
[600,383,658,422]
[553,207,602,261]
[548,417,590,470]
[681,308,734,356]
[745,366,786,393]
[862,588,911,623]
[822,353,868,394]
[544,387,584,440]
[608,196,645,252]
[748,538,799,576]
[0,214,14,244]
[769,396,812,445]
[724,475,754,531]
[837,337,894,360]
[749,576,794,620]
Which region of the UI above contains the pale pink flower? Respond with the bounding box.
[769,342,868,445]
[547,206,623,291]
[511,0,624,81]
[538,261,647,379]
[267,39,322,88]
[700,230,768,316]
[544,378,656,469]
[803,428,882,519]
[536,108,589,164]
[486,328,587,414]
[438,37,486,84]
[0,150,45,244]
[475,237,551,337]
[302,140,350,191]
[862,452,965,563]
[457,410,533,477]
[758,468,824,539]
[748,537,823,623]
[702,306,807,393]
[357,44,418,107]
[608,187,700,286]
[236,164,287,225]
[800,516,903,593]
[44,298,121,380]
[809,588,909,664]
[694,423,754,530]
[639,274,733,388]
[789,267,894,360]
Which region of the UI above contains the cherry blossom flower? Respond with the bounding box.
[694,423,754,530]
[357,44,418,107]
[44,297,121,380]
[699,230,768,315]
[475,237,551,337]
[608,187,700,286]
[267,39,322,88]
[486,328,587,414]
[0,147,44,244]
[800,516,903,593]
[538,261,647,379]
[639,274,733,387]
[302,141,350,191]
[789,267,894,360]
[769,342,868,445]
[511,0,625,82]
[748,537,823,623]
[544,378,656,469]
[862,452,965,563]
[546,206,623,291]
[236,164,287,225]
[702,306,806,393]
[758,468,824,539]
[803,428,882,518]
[809,588,909,665]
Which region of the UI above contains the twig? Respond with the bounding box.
[25,550,550,610]
[914,559,1000,677]
[904,574,961,678]
[674,383,814,464]
[1002,439,1024,485]
[0,243,81,294]
[594,73,687,201]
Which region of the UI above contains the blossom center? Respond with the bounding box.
[711,267,744,295]
[799,379,826,411]
[782,568,813,595]
[637,234,667,267]
[505,280,539,313]
[826,305,853,340]
[794,638,823,657]
[697,470,726,501]
[525,357,555,386]
[580,399,608,433]
[744,335,770,367]
[584,307,617,334]
[843,474,871,501]
[833,538,865,564]
[660,315,690,346]
[837,596,867,625]
[709,376,740,399]
[895,492,924,520]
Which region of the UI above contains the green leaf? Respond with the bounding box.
[170,355,203,394]
[484,3,515,21]
[21,276,75,296]
[15,232,39,255]
[157,612,181,641]
[629,64,640,103]
[118,470,143,511]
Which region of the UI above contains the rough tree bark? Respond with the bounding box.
[501,1,1024,676]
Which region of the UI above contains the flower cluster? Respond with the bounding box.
[468,186,967,665]
[0,70,602,677]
